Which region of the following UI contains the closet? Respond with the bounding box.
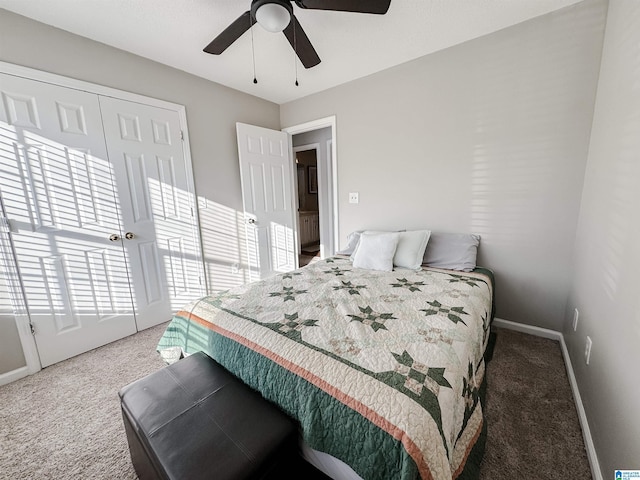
[0,70,204,367]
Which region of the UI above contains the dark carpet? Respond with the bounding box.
[480,328,591,479]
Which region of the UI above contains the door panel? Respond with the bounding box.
[99,97,205,330]
[236,123,296,280]
[0,73,137,367]
[124,153,153,222]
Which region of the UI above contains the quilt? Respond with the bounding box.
[158,257,494,480]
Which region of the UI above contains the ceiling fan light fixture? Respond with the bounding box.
[205,0,391,68]
[255,2,291,33]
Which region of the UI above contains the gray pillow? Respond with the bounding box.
[422,232,480,272]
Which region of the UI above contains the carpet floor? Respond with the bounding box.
[0,325,591,479]
[480,328,591,479]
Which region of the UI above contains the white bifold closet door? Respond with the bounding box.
[0,73,203,367]
[99,97,204,331]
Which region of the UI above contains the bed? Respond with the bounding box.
[157,252,494,480]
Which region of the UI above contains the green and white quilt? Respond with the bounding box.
[158,257,493,480]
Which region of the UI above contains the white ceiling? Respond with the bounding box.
[0,0,583,105]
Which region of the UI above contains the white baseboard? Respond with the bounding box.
[492,317,563,341]
[492,317,602,480]
[558,336,602,480]
[0,365,30,387]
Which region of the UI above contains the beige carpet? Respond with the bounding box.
[0,325,591,479]
[0,324,167,479]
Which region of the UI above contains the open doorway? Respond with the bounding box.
[285,117,337,269]
[294,147,321,267]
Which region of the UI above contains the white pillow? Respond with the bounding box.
[394,230,431,270]
[351,232,400,271]
[350,230,393,262]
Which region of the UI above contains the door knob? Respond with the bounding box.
[247,218,256,224]
[125,232,135,240]
[109,234,121,242]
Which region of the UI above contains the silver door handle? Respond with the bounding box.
[125,232,135,240]
[247,218,256,224]
[109,234,121,242]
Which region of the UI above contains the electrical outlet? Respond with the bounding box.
[231,263,240,274]
[349,192,359,204]
[585,336,592,365]
[572,308,579,331]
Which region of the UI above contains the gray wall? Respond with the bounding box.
[0,10,280,372]
[281,0,607,331]
[0,273,25,375]
[564,0,640,475]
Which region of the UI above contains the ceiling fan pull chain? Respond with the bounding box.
[293,15,299,86]
[250,14,258,84]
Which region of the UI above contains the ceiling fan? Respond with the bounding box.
[203,0,392,69]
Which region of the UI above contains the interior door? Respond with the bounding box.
[236,123,296,281]
[99,97,205,330]
[0,73,136,367]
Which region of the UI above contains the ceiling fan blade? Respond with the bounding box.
[203,11,252,54]
[295,0,390,14]
[283,16,321,69]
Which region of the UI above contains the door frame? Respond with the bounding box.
[0,61,205,381]
[283,116,338,259]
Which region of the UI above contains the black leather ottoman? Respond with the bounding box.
[119,351,297,480]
